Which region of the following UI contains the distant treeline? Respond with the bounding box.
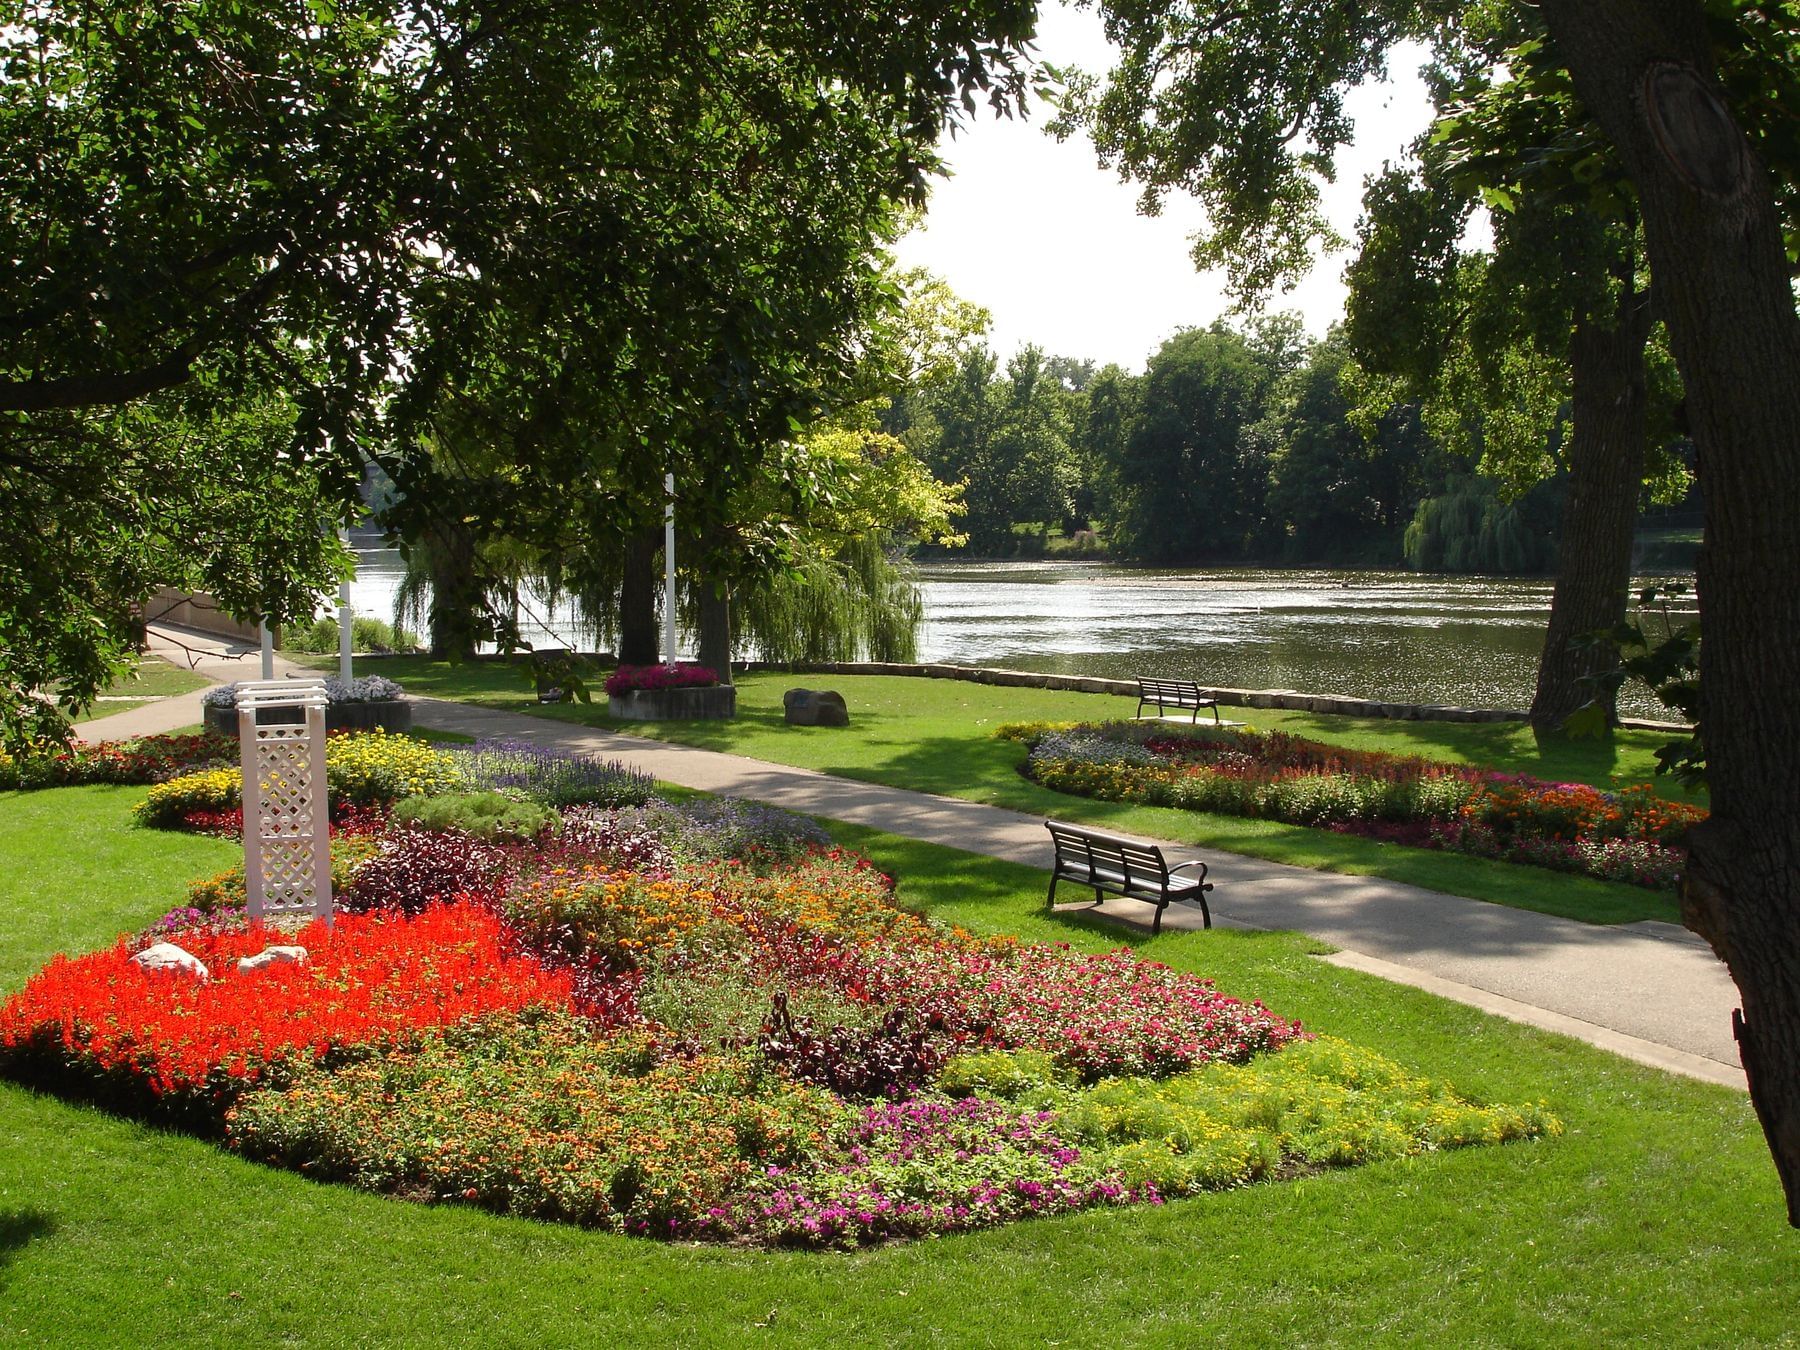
[891,318,1693,573]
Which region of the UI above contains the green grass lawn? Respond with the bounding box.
[315,658,1692,925]
[71,657,212,724]
[0,785,1793,1346]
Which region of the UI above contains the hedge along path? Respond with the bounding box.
[408,696,1746,1091]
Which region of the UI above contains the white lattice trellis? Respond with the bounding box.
[237,678,333,925]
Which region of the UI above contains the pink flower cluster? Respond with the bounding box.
[603,663,719,696]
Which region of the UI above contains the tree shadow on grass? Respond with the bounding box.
[0,1209,57,1274]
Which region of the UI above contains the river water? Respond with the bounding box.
[346,551,1692,719]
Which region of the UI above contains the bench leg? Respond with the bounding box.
[1197,892,1212,929]
[1045,872,1060,911]
[1152,901,1164,935]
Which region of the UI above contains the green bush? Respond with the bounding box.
[937,1049,1066,1102]
[285,615,420,655]
[390,792,558,843]
[1053,1037,1560,1196]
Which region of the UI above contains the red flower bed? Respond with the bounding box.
[0,904,577,1103]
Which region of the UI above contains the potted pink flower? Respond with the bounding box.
[604,663,735,721]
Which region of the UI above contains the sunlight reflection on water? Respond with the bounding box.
[347,552,1693,718]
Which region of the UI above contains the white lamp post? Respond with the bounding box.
[338,528,354,683]
[663,470,677,664]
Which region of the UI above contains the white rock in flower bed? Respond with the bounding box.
[237,945,309,975]
[131,942,210,982]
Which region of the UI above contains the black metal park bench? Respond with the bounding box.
[1135,675,1220,725]
[1044,820,1213,934]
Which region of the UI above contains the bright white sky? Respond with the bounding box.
[894,5,1446,373]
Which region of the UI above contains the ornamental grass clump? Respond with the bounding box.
[390,791,558,843]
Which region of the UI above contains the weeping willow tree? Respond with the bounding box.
[731,534,925,663]
[1402,473,1562,575]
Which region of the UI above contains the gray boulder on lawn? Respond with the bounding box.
[783,688,850,727]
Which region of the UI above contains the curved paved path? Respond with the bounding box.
[83,629,1747,1090]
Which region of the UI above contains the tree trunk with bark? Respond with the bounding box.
[696,578,733,684]
[1529,278,1654,732]
[426,520,483,660]
[617,527,662,666]
[1541,0,1800,1225]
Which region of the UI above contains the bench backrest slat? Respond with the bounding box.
[1047,821,1169,884]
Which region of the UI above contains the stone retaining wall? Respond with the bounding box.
[735,660,1692,734]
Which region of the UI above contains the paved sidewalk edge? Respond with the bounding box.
[1320,950,1747,1090]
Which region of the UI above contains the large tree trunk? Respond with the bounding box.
[1529,279,1654,732]
[617,527,661,665]
[425,520,483,660]
[695,576,733,684]
[694,529,738,687]
[1541,0,1800,1225]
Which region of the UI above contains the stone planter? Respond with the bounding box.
[205,699,413,738]
[608,684,736,721]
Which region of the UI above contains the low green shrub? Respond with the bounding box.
[390,792,558,842]
[937,1048,1066,1103]
[955,1038,1560,1197]
[284,615,420,654]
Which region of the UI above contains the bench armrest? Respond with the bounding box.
[1167,860,1208,875]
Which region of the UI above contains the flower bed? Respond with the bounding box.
[603,664,719,696]
[605,663,735,721]
[2,791,1560,1246]
[0,732,236,792]
[203,676,413,737]
[1003,721,1702,892]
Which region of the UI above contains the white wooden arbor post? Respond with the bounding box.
[237,678,334,927]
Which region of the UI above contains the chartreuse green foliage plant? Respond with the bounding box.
[390,792,557,843]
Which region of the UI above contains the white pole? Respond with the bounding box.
[663,471,677,664]
[260,618,274,679]
[338,529,354,684]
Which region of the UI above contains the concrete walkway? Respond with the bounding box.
[80,630,1746,1091]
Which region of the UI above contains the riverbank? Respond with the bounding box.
[339,555,1698,719]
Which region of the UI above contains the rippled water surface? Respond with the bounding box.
[349,551,1692,719]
